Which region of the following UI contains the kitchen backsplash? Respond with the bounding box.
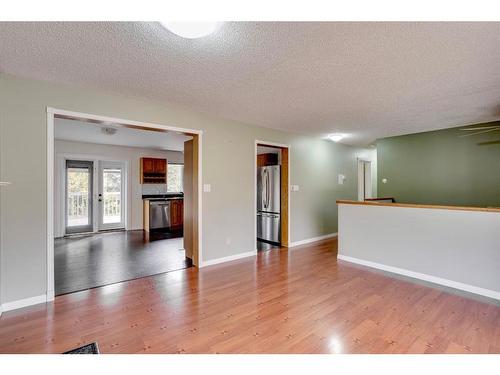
[142,184,168,195]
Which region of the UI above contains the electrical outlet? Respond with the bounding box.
[225,237,231,245]
[203,184,211,192]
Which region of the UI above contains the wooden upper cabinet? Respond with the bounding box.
[154,159,166,174]
[140,157,167,184]
[257,153,279,167]
[142,158,155,174]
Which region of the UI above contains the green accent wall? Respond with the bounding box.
[377,122,500,207]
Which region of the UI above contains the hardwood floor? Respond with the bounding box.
[1,238,499,354]
[55,230,190,295]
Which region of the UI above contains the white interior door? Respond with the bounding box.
[358,160,372,201]
[98,161,125,231]
[364,161,372,199]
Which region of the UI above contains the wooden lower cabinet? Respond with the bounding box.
[170,199,184,228]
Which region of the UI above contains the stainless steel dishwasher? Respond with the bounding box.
[149,200,171,230]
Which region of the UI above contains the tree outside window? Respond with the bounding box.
[167,164,183,192]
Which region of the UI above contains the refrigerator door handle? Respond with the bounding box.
[263,169,268,209]
[262,170,265,209]
[263,169,266,209]
[266,169,270,209]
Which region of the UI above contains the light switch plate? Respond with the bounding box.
[338,174,346,185]
[291,185,300,192]
[203,184,211,192]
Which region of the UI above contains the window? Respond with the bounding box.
[167,164,184,192]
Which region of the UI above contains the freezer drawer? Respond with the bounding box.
[257,212,281,243]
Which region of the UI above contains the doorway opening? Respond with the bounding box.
[47,108,202,299]
[357,159,373,201]
[255,141,290,252]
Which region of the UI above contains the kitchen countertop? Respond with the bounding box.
[142,193,183,201]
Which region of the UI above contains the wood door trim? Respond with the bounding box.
[280,148,289,247]
[183,137,200,266]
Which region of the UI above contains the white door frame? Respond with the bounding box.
[254,140,291,252]
[357,158,372,201]
[47,107,203,301]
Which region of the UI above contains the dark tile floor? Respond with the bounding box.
[256,239,281,251]
[55,230,190,295]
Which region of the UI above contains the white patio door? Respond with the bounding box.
[65,160,94,234]
[97,161,125,231]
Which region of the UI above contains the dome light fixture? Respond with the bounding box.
[160,22,222,39]
[327,133,345,142]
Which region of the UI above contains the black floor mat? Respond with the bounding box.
[63,342,100,354]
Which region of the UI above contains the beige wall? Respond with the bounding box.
[54,140,184,236]
[0,74,367,305]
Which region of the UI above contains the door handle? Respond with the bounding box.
[266,171,270,209]
[262,170,267,209]
[264,170,268,209]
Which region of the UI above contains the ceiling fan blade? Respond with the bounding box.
[459,126,500,131]
[478,139,500,146]
[459,128,500,137]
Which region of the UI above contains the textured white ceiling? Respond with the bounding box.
[55,118,191,151]
[1,22,500,145]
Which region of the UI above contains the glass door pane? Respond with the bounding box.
[66,160,93,234]
[102,168,122,224]
[98,161,125,230]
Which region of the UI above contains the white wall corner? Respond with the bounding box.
[289,232,338,247]
[46,289,55,302]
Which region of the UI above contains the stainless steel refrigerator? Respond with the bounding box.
[257,165,281,243]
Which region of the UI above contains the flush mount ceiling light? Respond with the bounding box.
[160,22,222,39]
[327,133,345,142]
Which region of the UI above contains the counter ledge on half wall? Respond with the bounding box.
[336,200,500,213]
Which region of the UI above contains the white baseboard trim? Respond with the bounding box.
[289,232,338,247]
[1,294,48,313]
[337,254,500,301]
[202,250,257,267]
